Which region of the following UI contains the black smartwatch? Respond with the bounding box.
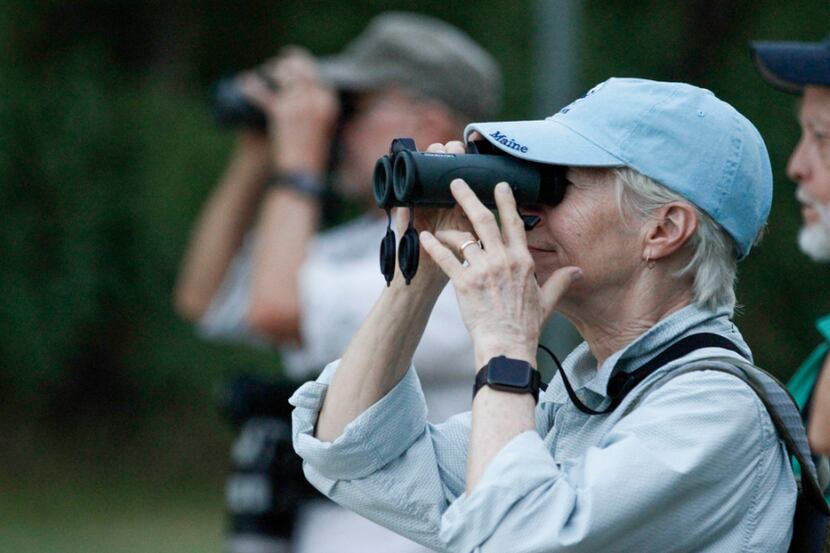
[473,355,542,403]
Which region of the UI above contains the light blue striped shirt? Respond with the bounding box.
[291,304,796,552]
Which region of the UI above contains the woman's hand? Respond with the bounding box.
[394,141,476,287]
[420,178,582,368]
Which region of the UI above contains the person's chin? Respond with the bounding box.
[798,224,830,263]
[802,205,817,225]
[533,260,571,286]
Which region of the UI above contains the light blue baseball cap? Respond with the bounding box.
[465,77,772,259]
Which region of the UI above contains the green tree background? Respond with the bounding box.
[1,1,828,551]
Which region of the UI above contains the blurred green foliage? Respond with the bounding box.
[0,0,538,483]
[0,0,829,475]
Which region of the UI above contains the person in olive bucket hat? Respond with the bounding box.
[174,12,502,553]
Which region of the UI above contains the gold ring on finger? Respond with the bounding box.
[459,239,482,259]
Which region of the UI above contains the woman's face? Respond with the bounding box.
[525,167,645,305]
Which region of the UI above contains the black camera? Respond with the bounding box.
[373,138,568,285]
[218,375,320,552]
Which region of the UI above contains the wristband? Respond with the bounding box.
[267,171,325,199]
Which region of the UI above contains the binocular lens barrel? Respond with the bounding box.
[373,149,567,209]
[373,155,395,209]
[392,151,423,205]
[211,77,268,131]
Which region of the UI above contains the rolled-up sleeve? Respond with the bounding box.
[291,361,470,551]
[291,360,429,480]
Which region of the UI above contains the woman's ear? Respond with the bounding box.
[643,202,699,261]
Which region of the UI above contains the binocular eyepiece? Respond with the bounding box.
[375,138,568,285]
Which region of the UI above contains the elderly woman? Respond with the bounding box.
[290,79,796,552]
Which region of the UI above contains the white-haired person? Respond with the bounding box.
[753,35,830,500]
[290,79,803,551]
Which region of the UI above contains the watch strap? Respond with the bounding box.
[267,171,325,199]
[473,356,541,403]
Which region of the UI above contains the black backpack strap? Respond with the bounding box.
[605,332,746,410]
[545,332,747,416]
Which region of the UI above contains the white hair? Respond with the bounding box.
[611,167,739,314]
[796,187,830,262]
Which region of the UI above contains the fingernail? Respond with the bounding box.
[496,182,510,193]
[570,268,584,282]
[419,231,433,242]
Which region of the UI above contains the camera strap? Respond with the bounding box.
[540,333,745,416]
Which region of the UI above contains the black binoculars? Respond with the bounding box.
[211,76,271,132]
[374,138,568,285]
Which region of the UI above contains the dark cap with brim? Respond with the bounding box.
[751,35,830,94]
[316,12,501,121]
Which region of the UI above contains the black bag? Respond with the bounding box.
[218,375,322,551]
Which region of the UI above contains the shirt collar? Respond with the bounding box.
[541,303,751,405]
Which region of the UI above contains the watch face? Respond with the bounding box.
[488,357,532,390]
